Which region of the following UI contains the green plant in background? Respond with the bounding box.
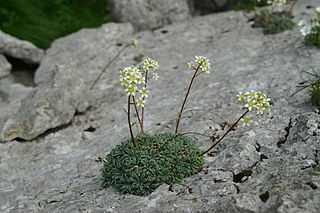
[133,54,145,63]
[298,7,320,48]
[101,48,271,196]
[247,0,297,34]
[234,0,269,11]
[0,0,115,49]
[292,70,320,107]
[264,16,295,34]
[101,133,204,196]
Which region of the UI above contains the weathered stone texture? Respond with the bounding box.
[0,30,44,64]
[0,23,134,141]
[0,54,11,78]
[108,0,191,31]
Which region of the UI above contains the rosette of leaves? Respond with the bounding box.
[253,9,294,34]
[101,133,204,196]
[292,70,320,107]
[264,16,294,34]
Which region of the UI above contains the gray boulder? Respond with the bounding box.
[0,30,44,64]
[0,54,11,78]
[0,22,134,141]
[108,0,191,31]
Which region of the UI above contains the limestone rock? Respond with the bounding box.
[34,22,134,85]
[108,0,191,31]
[0,22,134,141]
[0,30,44,64]
[0,78,34,141]
[0,54,11,78]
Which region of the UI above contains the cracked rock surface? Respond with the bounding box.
[1,0,320,212]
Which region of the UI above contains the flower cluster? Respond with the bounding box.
[188,56,211,74]
[267,0,286,6]
[266,0,286,12]
[130,40,138,48]
[298,7,320,37]
[237,91,271,126]
[119,58,159,107]
[237,91,271,114]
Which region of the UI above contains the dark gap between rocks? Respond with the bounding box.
[5,55,38,87]
[233,170,252,183]
[277,118,293,148]
[11,122,72,142]
[306,182,318,190]
[84,126,96,132]
[259,191,270,203]
[260,154,269,161]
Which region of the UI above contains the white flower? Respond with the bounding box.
[189,56,211,73]
[136,98,145,107]
[143,58,159,70]
[268,0,286,11]
[152,73,159,80]
[188,62,195,69]
[241,118,252,126]
[240,90,271,114]
[316,7,320,13]
[245,90,257,99]
[125,85,137,96]
[244,100,256,111]
[300,25,311,36]
[298,20,306,27]
[236,92,246,103]
[139,87,149,98]
[131,40,138,48]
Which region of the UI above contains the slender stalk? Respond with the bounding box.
[201,109,249,156]
[181,131,211,138]
[141,71,149,133]
[289,0,297,13]
[175,64,201,133]
[132,96,144,134]
[127,95,136,146]
[90,43,131,90]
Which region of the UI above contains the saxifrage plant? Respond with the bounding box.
[292,69,320,107]
[100,42,271,196]
[251,0,296,34]
[298,7,320,47]
[101,133,204,196]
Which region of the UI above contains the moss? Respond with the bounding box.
[0,0,115,49]
[101,133,204,196]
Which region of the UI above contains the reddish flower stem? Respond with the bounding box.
[132,96,144,134]
[127,95,136,146]
[201,109,249,156]
[141,71,149,133]
[175,64,201,133]
[90,43,132,90]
